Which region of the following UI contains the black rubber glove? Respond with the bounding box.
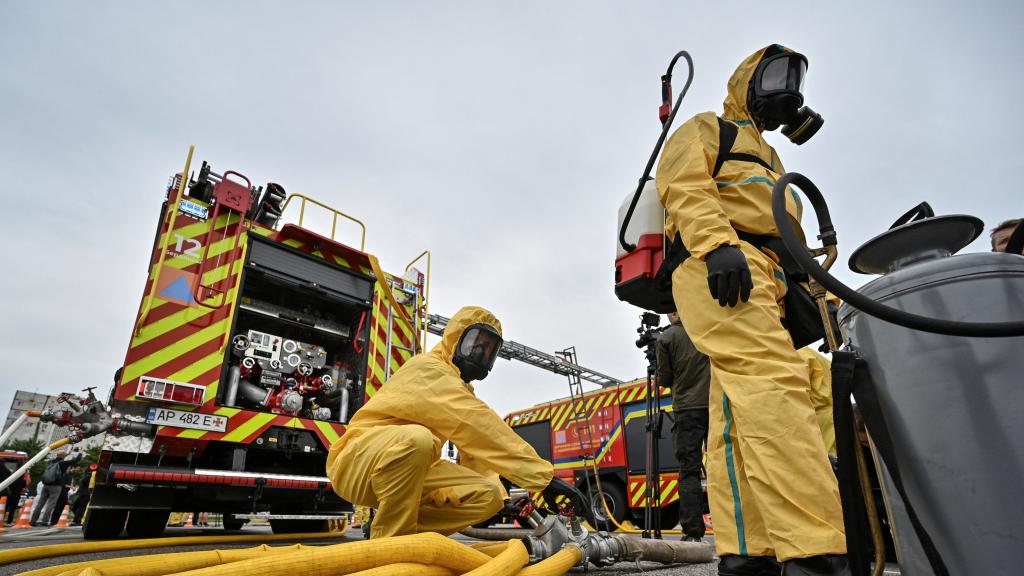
[542,476,596,526]
[704,244,753,307]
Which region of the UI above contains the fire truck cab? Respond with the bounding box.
[92,148,427,539]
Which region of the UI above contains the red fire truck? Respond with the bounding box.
[92,147,429,539]
[505,378,708,531]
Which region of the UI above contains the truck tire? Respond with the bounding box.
[125,510,170,538]
[223,514,246,531]
[587,481,627,531]
[270,519,328,534]
[82,508,128,540]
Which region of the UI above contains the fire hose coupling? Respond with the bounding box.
[111,417,156,437]
[523,514,576,564]
[522,517,711,568]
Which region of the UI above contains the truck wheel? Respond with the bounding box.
[270,519,328,534]
[587,481,627,531]
[82,508,128,540]
[125,510,170,538]
[223,514,246,531]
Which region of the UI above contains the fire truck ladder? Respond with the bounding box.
[425,315,624,388]
[557,346,599,523]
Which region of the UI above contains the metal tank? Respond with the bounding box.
[838,216,1024,576]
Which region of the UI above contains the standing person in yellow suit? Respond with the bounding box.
[327,305,593,539]
[656,45,848,576]
[800,347,836,457]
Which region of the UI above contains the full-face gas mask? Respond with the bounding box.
[748,50,823,145]
[452,324,503,382]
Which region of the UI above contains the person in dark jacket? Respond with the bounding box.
[0,459,27,525]
[656,311,711,542]
[69,466,94,526]
[34,453,80,526]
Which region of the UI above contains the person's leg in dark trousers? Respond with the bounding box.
[674,408,709,539]
[49,487,69,525]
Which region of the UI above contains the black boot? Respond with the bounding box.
[781,555,851,576]
[718,555,782,576]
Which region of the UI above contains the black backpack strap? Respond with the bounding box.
[712,117,738,178]
[713,117,774,177]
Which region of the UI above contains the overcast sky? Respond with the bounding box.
[1,1,1021,420]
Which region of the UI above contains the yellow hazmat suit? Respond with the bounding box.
[655,45,845,561]
[326,306,554,539]
[800,347,837,456]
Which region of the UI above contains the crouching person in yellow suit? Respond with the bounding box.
[327,305,592,539]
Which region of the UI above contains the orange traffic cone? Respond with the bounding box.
[12,499,33,529]
[54,504,71,528]
[0,496,7,533]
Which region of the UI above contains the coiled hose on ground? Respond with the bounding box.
[13,530,711,576]
[13,533,558,576]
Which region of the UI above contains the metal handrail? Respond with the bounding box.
[404,250,432,351]
[136,144,194,335]
[279,193,366,251]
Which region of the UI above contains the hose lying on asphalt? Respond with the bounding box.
[615,536,714,564]
[3,531,343,571]
[459,527,534,540]
[13,530,712,576]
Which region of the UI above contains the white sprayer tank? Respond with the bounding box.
[616,180,664,258]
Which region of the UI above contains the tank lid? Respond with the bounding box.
[848,214,983,275]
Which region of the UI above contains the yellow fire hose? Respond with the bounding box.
[13,533,582,576]
[4,531,342,573]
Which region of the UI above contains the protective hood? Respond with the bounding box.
[431,305,503,377]
[723,44,797,126]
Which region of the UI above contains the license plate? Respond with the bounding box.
[147,408,228,432]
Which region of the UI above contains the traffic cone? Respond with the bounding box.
[12,499,33,529]
[0,496,7,532]
[54,504,71,528]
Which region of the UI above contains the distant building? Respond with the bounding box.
[2,390,105,451]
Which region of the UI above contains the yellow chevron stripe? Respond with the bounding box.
[137,279,240,344]
[286,417,304,429]
[628,387,644,403]
[315,420,342,445]
[630,483,645,507]
[549,404,566,427]
[175,427,207,440]
[551,403,571,430]
[539,407,550,420]
[331,254,352,269]
[134,301,219,345]
[124,318,231,384]
[557,401,577,429]
[603,393,617,408]
[391,314,416,344]
[167,352,224,385]
[283,238,304,248]
[594,422,622,465]
[663,479,678,498]
[197,256,244,287]
[152,215,243,273]
[222,412,276,442]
